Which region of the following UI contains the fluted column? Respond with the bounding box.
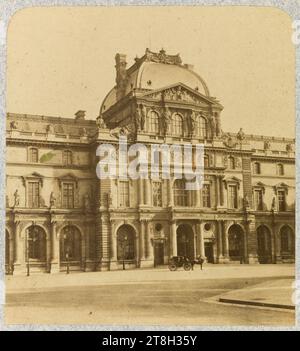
[170,220,177,256]
[219,176,224,206]
[145,220,153,260]
[195,188,201,208]
[199,221,205,259]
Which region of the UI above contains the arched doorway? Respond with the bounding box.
[176,224,195,260]
[60,225,82,269]
[117,225,136,264]
[280,225,294,260]
[25,225,47,272]
[5,230,10,274]
[257,225,272,264]
[228,224,245,263]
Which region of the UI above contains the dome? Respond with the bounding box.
[100,49,210,114]
[136,61,209,96]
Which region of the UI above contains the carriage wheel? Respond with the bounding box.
[183,263,192,271]
[168,263,177,271]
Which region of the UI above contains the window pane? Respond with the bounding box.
[119,181,129,207]
[62,183,74,208]
[228,185,238,209]
[28,182,39,208]
[202,184,211,208]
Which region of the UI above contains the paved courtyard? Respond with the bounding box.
[4,264,295,327]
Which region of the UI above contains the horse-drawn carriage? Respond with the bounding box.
[168,255,205,271]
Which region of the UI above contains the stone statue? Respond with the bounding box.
[271,197,276,211]
[135,105,145,131]
[189,110,196,136]
[243,194,250,208]
[162,107,171,135]
[46,124,54,134]
[237,128,245,141]
[209,115,216,138]
[286,143,293,152]
[13,190,20,207]
[264,140,271,150]
[50,192,56,208]
[81,127,87,136]
[96,115,106,129]
[10,121,18,130]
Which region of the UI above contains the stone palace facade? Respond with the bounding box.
[5,49,295,274]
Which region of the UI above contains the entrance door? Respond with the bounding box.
[205,242,214,263]
[154,242,164,266]
[257,225,272,263]
[176,224,195,260]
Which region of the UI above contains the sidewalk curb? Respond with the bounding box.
[219,298,295,310]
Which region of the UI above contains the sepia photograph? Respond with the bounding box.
[3,5,296,328]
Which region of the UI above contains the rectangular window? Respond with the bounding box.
[278,190,286,211]
[119,181,129,207]
[228,185,238,209]
[202,184,211,208]
[152,181,162,207]
[62,183,74,208]
[28,182,40,208]
[254,189,263,210]
[29,148,38,163]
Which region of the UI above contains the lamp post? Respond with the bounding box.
[63,232,71,274]
[121,234,128,270]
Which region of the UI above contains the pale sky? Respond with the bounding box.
[7,6,295,137]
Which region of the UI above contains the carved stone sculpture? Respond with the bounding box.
[13,190,20,207]
[237,128,245,141]
[50,192,56,208]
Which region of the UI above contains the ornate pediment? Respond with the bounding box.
[141,84,218,107]
[58,173,78,188]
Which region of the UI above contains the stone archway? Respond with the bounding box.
[257,225,272,264]
[25,225,47,272]
[116,224,136,262]
[228,224,245,263]
[60,225,82,270]
[176,224,195,260]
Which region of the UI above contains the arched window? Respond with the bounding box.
[277,163,284,176]
[198,117,207,138]
[172,113,183,136]
[228,156,235,169]
[147,111,159,133]
[27,225,46,260]
[60,226,81,262]
[29,148,39,163]
[117,225,136,260]
[253,162,261,174]
[280,225,294,257]
[63,150,73,165]
[174,179,188,207]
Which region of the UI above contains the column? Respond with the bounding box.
[51,221,60,273]
[170,220,177,257]
[195,188,201,208]
[198,221,205,259]
[222,221,229,261]
[217,221,224,263]
[139,220,145,261]
[144,179,151,206]
[46,233,51,273]
[9,234,14,274]
[219,176,224,206]
[215,176,220,208]
[81,227,86,271]
[138,177,144,206]
[145,220,154,260]
[168,179,174,207]
[110,221,116,261]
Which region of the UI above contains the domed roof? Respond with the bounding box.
[136,61,209,95]
[100,49,210,114]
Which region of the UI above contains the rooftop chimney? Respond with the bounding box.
[75,110,86,120]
